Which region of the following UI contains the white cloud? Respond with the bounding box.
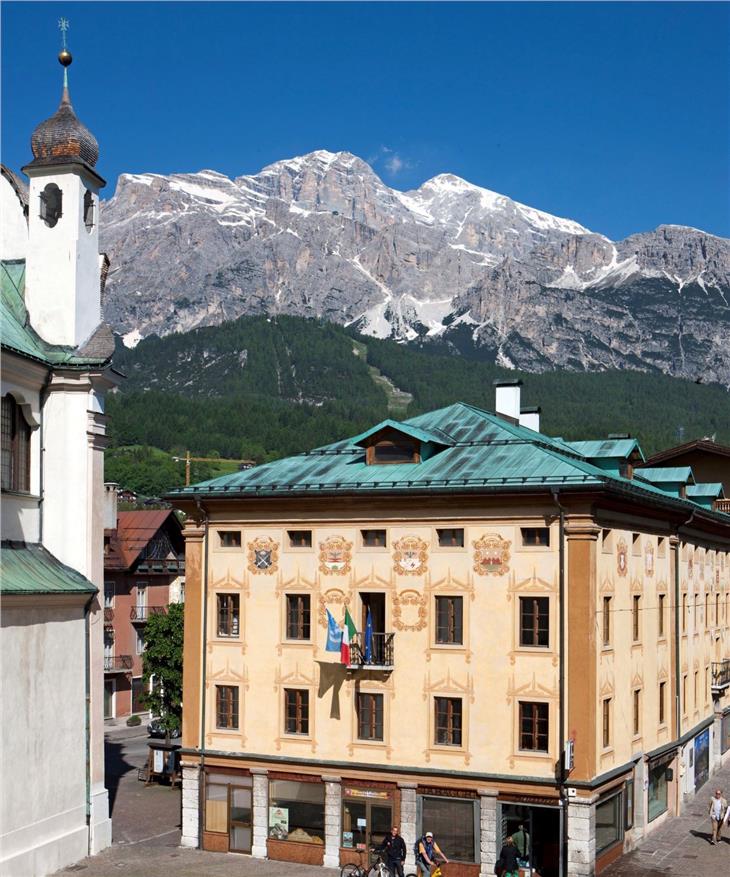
[368,145,413,177]
[385,154,404,175]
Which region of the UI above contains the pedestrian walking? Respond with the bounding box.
[497,836,520,877]
[709,787,728,844]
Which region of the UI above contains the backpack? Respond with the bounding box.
[414,837,425,859]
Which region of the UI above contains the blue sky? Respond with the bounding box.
[2,1,728,240]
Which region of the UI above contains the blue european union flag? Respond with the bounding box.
[364,608,373,663]
[326,609,342,652]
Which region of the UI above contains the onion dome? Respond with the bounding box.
[29,50,99,169]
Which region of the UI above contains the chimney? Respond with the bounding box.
[494,379,522,422]
[519,406,541,432]
[104,482,118,530]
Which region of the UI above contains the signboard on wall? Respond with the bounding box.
[269,806,289,839]
[694,729,710,790]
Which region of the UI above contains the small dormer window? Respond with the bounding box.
[369,439,419,465]
[39,183,62,227]
[83,189,95,231]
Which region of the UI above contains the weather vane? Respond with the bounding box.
[57,18,72,74]
[58,18,69,48]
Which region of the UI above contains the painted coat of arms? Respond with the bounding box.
[393,535,428,575]
[644,541,655,577]
[247,536,279,575]
[472,533,511,576]
[318,536,352,575]
[616,538,628,577]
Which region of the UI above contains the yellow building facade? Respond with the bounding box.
[174,396,730,877]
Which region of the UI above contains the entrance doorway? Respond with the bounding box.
[342,788,393,852]
[500,802,560,877]
[229,785,253,852]
[104,680,115,719]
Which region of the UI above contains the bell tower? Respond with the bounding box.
[22,20,105,348]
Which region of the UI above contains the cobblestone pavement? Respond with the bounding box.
[604,759,730,876]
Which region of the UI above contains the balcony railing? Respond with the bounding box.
[104,607,114,624]
[716,499,730,514]
[712,660,730,692]
[347,632,395,670]
[130,606,166,623]
[104,655,133,673]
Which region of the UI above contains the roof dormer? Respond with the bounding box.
[352,419,452,466]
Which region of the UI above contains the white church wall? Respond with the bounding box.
[0,173,28,260]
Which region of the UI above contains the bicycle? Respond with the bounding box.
[341,848,394,877]
[405,864,445,877]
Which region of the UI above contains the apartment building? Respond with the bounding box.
[170,384,730,877]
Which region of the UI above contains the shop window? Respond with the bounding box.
[216,685,239,729]
[419,796,477,863]
[435,596,463,645]
[434,697,462,746]
[39,182,62,227]
[286,594,311,640]
[268,779,324,844]
[205,775,229,833]
[602,596,612,646]
[288,529,312,548]
[521,527,550,547]
[658,594,666,638]
[1,394,31,492]
[437,528,464,548]
[362,529,387,548]
[648,761,669,821]
[595,792,624,854]
[602,698,612,748]
[357,692,384,741]
[218,530,241,548]
[285,689,309,735]
[520,597,549,648]
[217,594,240,637]
[519,702,549,752]
[632,595,641,642]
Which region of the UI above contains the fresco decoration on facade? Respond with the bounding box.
[247,536,279,575]
[318,536,352,576]
[317,587,350,628]
[616,538,628,577]
[392,588,428,631]
[392,535,429,576]
[688,551,694,581]
[472,533,511,576]
[644,541,655,578]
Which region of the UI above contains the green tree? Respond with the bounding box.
[141,602,184,738]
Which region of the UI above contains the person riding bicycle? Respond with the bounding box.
[376,825,407,877]
[416,831,449,875]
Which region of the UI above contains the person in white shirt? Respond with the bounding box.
[708,788,728,845]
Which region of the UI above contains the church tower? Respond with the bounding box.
[22,28,105,348]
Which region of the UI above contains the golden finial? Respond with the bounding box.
[58,18,72,68]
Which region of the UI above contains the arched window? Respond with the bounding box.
[1,395,31,492]
[83,189,95,231]
[39,183,62,227]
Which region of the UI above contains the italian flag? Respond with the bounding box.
[340,608,357,665]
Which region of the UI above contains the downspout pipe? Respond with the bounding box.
[675,510,698,755]
[195,498,210,850]
[551,488,567,877]
[83,591,95,852]
[38,367,53,544]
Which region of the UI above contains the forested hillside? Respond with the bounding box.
[106,315,730,495]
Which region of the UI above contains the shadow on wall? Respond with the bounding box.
[104,737,136,814]
[317,661,348,720]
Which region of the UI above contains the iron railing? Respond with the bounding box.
[348,632,395,669]
[104,655,133,672]
[716,499,730,514]
[130,606,166,622]
[712,660,730,691]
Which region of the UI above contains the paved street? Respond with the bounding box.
[56,733,730,876]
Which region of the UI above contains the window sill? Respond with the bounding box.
[432,642,466,650]
[516,645,551,653]
[282,639,314,647]
[1,489,39,500]
[601,645,614,654]
[516,748,551,759]
[431,742,465,752]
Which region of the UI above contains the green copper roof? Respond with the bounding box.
[0,542,97,595]
[169,402,726,520]
[1,260,110,367]
[567,439,644,461]
[352,418,454,447]
[636,467,695,484]
[686,483,724,498]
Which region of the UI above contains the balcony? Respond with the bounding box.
[347,632,395,671]
[712,660,730,692]
[717,499,730,514]
[104,655,133,673]
[130,605,167,623]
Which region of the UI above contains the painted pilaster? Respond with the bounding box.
[478,787,498,877]
[632,759,646,843]
[712,710,723,774]
[567,794,596,877]
[398,783,417,868]
[180,763,200,848]
[251,768,269,858]
[323,774,342,869]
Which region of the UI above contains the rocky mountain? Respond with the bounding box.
[100,150,730,384]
